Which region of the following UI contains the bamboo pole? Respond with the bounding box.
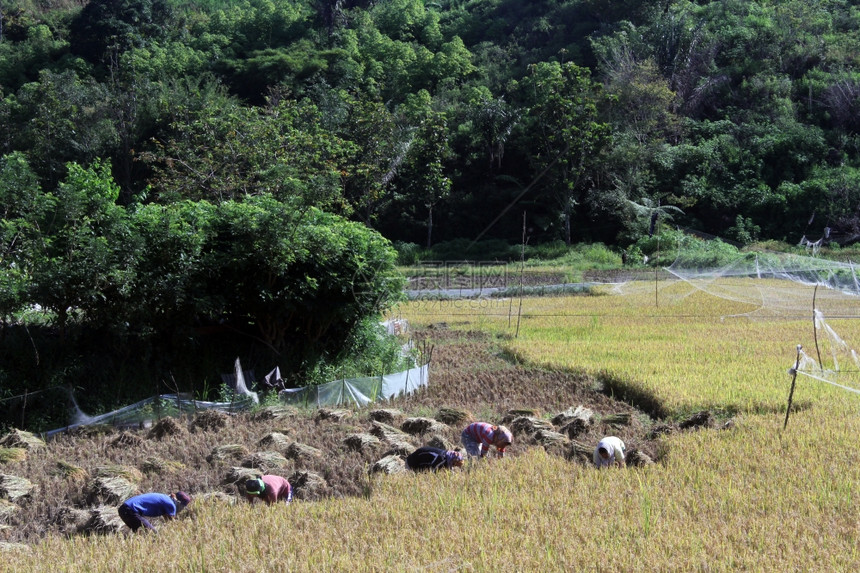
[783,344,802,430]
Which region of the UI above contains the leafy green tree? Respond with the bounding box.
[725,214,760,245]
[27,160,132,339]
[394,91,452,247]
[652,112,826,238]
[0,23,68,92]
[220,41,329,102]
[69,0,173,65]
[590,26,682,241]
[118,200,212,339]
[415,36,475,92]
[349,12,420,103]
[335,93,404,226]
[624,196,684,242]
[520,60,610,245]
[313,0,346,39]
[190,194,404,370]
[465,87,520,175]
[798,166,860,241]
[0,152,44,324]
[372,0,441,46]
[118,40,211,83]
[5,0,860,253]
[199,0,315,100]
[140,96,354,209]
[204,0,311,53]
[821,71,860,135]
[11,69,118,187]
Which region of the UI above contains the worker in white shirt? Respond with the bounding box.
[593,436,626,469]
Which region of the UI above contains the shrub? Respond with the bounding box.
[524,240,569,261]
[634,229,740,267]
[393,241,427,265]
[300,317,416,386]
[428,238,516,261]
[564,243,622,267]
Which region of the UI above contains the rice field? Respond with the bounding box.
[407,277,860,416]
[5,276,860,571]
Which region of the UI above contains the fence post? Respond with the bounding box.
[784,345,802,430]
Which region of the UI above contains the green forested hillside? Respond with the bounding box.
[3,0,859,245]
[2,0,860,428]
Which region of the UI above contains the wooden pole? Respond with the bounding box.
[515,211,526,338]
[783,344,803,430]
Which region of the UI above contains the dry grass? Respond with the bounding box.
[0,329,640,549]
[0,448,28,464]
[7,434,860,571]
[5,278,860,570]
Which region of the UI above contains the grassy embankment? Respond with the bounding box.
[6,276,860,571]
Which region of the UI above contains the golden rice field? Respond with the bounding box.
[6,277,860,571]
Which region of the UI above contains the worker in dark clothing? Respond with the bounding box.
[406,446,464,471]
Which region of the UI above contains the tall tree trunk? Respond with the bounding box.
[564,199,572,246]
[426,204,433,248]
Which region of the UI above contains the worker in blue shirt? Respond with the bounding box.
[118,491,192,533]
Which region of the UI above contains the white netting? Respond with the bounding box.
[610,235,860,395]
[790,309,860,395]
[670,250,859,316]
[278,363,429,408]
[610,248,860,319]
[44,360,428,438]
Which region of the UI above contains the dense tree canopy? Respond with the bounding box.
[3,0,857,246]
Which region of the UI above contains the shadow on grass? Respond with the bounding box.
[591,370,669,420]
[596,371,815,423]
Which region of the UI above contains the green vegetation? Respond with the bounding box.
[0,153,404,430]
[4,0,860,427]
[3,0,860,246]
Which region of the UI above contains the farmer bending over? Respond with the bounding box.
[593,436,626,469]
[118,491,192,533]
[243,474,293,504]
[461,422,512,459]
[406,446,465,471]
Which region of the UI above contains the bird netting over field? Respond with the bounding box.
[610,249,860,319]
[43,393,245,439]
[608,241,860,397]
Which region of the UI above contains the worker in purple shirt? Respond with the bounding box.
[461,422,513,458]
[118,491,192,533]
[243,475,293,505]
